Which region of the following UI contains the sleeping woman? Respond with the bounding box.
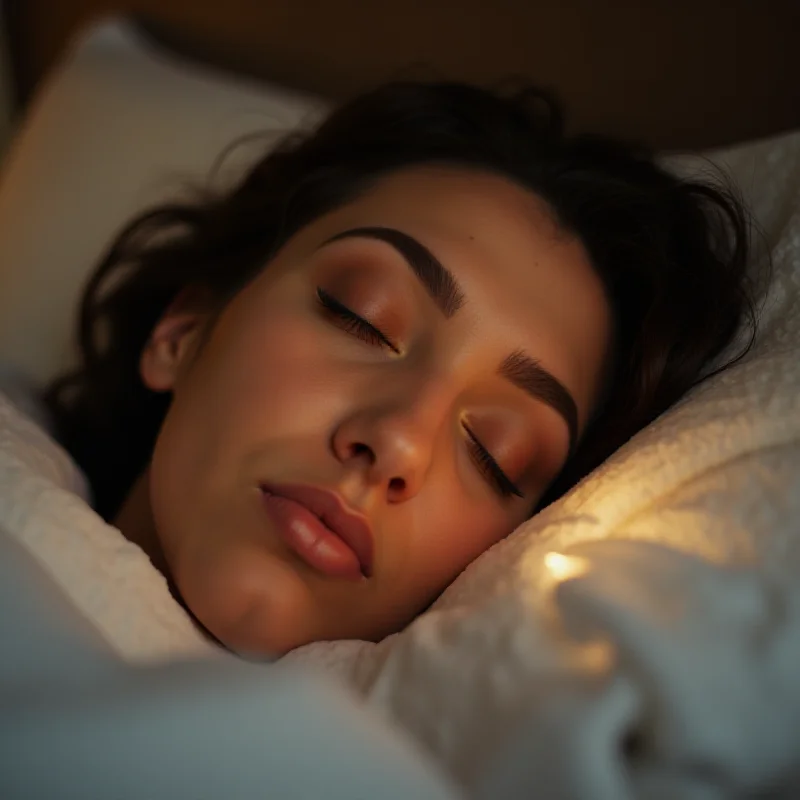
[44,81,755,656]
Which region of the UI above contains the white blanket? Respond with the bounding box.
[0,523,459,800]
[2,124,800,797]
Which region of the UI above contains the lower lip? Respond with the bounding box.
[260,491,364,581]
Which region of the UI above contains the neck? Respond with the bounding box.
[113,469,171,579]
[113,471,226,649]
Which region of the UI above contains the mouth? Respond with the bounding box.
[259,482,374,581]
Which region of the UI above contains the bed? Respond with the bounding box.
[1,4,799,799]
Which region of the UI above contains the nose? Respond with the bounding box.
[331,387,447,503]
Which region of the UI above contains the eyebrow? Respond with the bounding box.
[323,226,465,317]
[500,351,579,453]
[322,226,579,451]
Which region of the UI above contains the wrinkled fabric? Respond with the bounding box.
[0,530,459,800]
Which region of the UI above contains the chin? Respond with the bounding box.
[194,587,319,658]
[211,610,313,659]
[174,549,319,658]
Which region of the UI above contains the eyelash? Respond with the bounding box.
[316,287,399,352]
[463,424,524,499]
[316,286,524,501]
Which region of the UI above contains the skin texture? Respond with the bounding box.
[115,166,613,656]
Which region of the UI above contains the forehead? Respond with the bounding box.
[300,166,613,421]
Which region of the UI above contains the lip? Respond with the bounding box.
[259,482,374,580]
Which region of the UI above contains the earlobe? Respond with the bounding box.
[140,314,206,392]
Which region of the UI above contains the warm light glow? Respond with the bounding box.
[544,551,590,582]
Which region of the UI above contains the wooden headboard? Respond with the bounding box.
[5,0,800,150]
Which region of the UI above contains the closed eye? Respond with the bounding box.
[316,288,399,353]
[318,287,523,501]
[463,423,524,500]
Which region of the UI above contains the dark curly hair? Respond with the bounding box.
[44,81,756,521]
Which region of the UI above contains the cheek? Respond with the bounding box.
[167,299,348,467]
[206,297,361,439]
[398,484,512,595]
[148,293,343,543]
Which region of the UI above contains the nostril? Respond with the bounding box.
[388,476,406,494]
[351,442,373,460]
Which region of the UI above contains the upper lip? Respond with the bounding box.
[260,482,375,577]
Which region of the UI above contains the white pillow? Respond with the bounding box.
[0,19,325,384]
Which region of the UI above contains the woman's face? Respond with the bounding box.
[136,166,612,655]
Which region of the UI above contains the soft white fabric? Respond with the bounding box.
[0,530,460,800]
[0,20,325,385]
[0,389,213,662]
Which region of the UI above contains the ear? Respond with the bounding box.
[140,291,213,393]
